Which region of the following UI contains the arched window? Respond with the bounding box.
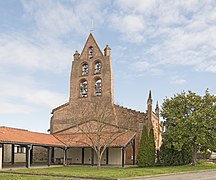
[94,62,101,74]
[82,63,88,76]
[80,80,88,97]
[95,79,102,96]
[89,46,93,59]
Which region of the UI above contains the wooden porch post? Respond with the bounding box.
[47,147,51,166]
[0,144,2,169]
[51,147,54,163]
[30,146,33,165]
[26,145,31,168]
[2,144,4,165]
[11,144,15,165]
[82,148,84,164]
[132,139,136,165]
[106,148,109,165]
[121,148,125,167]
[63,148,68,166]
[91,148,94,166]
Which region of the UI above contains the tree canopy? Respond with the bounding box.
[161,89,216,166]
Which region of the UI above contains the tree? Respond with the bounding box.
[75,99,134,168]
[160,141,192,166]
[148,129,156,166]
[161,89,216,166]
[137,126,155,167]
[137,125,149,167]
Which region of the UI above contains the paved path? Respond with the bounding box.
[131,170,216,180]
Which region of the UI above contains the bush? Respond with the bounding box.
[160,143,192,166]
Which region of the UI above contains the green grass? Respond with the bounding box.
[3,162,216,179]
[0,173,69,180]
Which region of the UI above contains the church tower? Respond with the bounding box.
[69,33,114,103]
[50,34,116,133]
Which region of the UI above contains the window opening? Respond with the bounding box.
[95,79,102,96]
[95,62,101,74]
[89,46,93,59]
[82,63,88,75]
[80,80,88,97]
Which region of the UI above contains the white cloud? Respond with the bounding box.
[109,0,216,73]
[0,73,67,114]
[21,0,106,38]
[0,33,71,73]
[170,76,187,85]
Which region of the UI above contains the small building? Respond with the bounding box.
[0,34,162,169]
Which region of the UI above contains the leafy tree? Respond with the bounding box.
[138,126,155,167]
[161,89,216,166]
[160,141,192,166]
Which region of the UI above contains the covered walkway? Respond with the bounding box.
[0,126,136,169]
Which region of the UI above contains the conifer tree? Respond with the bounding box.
[148,129,156,166]
[137,125,149,167]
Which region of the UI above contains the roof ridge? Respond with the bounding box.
[0,126,28,131]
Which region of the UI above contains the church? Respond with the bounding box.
[0,34,162,169]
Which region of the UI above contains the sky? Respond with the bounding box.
[0,0,216,133]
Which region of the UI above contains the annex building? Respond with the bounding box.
[0,34,162,169]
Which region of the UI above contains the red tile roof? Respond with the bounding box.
[0,126,136,148]
[54,132,136,147]
[0,127,64,147]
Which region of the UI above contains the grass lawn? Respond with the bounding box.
[0,173,69,180]
[2,162,216,179]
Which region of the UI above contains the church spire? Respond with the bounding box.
[147,90,152,105]
[155,101,159,118]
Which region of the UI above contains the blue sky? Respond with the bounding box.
[0,0,216,133]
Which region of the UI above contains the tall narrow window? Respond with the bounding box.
[95,79,102,96]
[94,62,101,74]
[80,80,88,97]
[82,63,88,76]
[89,46,93,59]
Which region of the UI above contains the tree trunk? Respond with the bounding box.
[192,144,197,166]
[97,151,101,169]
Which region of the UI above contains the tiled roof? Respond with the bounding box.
[54,132,136,147]
[0,126,136,148]
[0,127,64,147]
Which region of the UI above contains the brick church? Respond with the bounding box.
[0,34,162,168]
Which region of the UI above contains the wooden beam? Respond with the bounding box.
[63,148,67,166]
[122,148,125,167]
[106,148,109,165]
[51,147,54,163]
[47,147,51,166]
[26,145,31,168]
[2,144,4,164]
[30,146,33,165]
[91,148,94,166]
[0,144,2,169]
[132,139,136,165]
[82,148,84,164]
[11,144,14,165]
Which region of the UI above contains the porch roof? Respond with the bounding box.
[54,132,136,148]
[0,126,136,148]
[0,126,64,147]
